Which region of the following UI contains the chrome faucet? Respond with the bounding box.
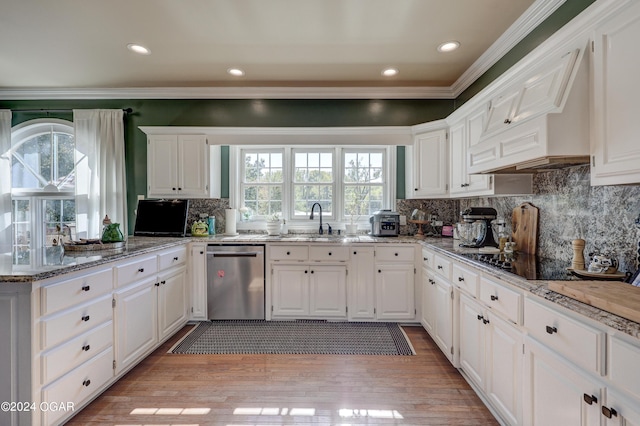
[310,202,323,235]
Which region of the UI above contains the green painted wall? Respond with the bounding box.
[0,0,595,230]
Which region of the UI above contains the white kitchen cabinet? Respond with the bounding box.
[450,110,532,197]
[114,277,158,374]
[375,246,416,321]
[523,336,602,426]
[406,128,449,198]
[189,243,207,320]
[591,0,640,186]
[459,293,486,389]
[157,266,187,341]
[421,268,436,335]
[309,265,347,318]
[271,265,309,317]
[432,274,455,360]
[348,246,376,320]
[147,134,220,198]
[602,389,640,426]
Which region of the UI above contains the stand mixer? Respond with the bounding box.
[457,207,499,248]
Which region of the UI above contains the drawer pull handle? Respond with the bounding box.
[200,251,204,254]
[395,253,398,256]
[138,268,144,273]
[546,326,557,334]
[82,344,91,352]
[328,252,332,255]
[173,256,179,261]
[583,394,598,405]
[354,251,357,255]
[81,315,90,322]
[490,295,498,301]
[437,265,443,270]
[423,257,427,261]
[305,270,308,274]
[482,318,490,325]
[81,285,90,291]
[477,315,483,321]
[458,276,464,282]
[155,282,160,287]
[311,270,315,274]
[602,406,618,419]
[430,279,435,285]
[161,280,166,285]
[378,269,382,273]
[82,379,91,387]
[286,251,291,255]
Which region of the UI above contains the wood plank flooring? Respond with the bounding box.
[66,324,498,425]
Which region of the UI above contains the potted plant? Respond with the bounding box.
[265,212,281,235]
[345,192,365,236]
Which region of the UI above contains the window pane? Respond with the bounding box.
[320,152,332,168]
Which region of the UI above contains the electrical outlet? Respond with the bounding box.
[400,215,407,226]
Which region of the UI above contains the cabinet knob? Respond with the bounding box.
[172,187,176,191]
[429,279,435,285]
[458,276,464,282]
[200,251,204,254]
[178,187,182,190]
[504,118,512,124]
[414,188,418,191]
[173,256,179,261]
[161,280,166,285]
[545,325,558,334]
[82,344,91,352]
[354,251,357,255]
[394,253,398,256]
[81,285,90,292]
[482,318,490,325]
[602,406,618,419]
[583,394,598,405]
[328,252,332,256]
[477,315,483,321]
[378,269,382,273]
[490,294,498,301]
[305,270,308,274]
[311,270,315,274]
[286,251,291,255]
[437,265,443,270]
[82,379,91,387]
[138,268,144,273]
[155,282,160,287]
[81,315,90,322]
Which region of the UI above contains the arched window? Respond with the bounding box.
[10,119,76,264]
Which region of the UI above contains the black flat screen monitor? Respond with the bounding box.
[134,199,189,237]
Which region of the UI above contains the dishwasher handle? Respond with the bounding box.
[208,251,261,257]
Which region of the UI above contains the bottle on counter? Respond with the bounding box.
[208,216,216,235]
[497,223,508,252]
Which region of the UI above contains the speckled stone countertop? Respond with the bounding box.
[419,237,640,340]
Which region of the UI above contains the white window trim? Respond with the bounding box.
[230,145,395,232]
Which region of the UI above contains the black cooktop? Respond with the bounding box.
[459,252,573,281]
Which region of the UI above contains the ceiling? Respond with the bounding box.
[0,0,562,99]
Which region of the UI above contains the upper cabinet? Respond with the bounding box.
[146,134,221,199]
[405,128,449,199]
[591,0,640,186]
[449,108,532,198]
[467,45,590,174]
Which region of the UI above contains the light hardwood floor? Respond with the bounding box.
[66,324,498,425]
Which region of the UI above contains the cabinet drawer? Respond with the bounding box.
[41,295,113,350]
[375,246,415,262]
[309,245,350,261]
[270,245,309,261]
[158,246,187,270]
[421,248,434,270]
[41,267,113,315]
[41,347,114,426]
[609,335,640,399]
[479,276,521,324]
[115,255,158,287]
[453,262,479,297]
[41,321,113,384]
[524,297,603,375]
[433,254,452,280]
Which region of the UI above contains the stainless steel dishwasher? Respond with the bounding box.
[206,244,265,320]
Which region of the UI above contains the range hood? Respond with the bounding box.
[468,44,591,174]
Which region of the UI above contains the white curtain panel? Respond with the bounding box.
[73,110,127,240]
[0,110,12,252]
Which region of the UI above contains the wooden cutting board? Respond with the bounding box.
[549,280,640,324]
[512,202,538,254]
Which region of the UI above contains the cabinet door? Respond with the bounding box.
[348,246,376,320]
[272,265,309,317]
[375,264,415,320]
[421,268,436,334]
[602,389,640,426]
[486,312,523,426]
[459,293,486,389]
[449,121,467,195]
[433,275,454,358]
[147,135,178,196]
[178,135,209,197]
[189,244,207,320]
[591,2,640,185]
[484,88,521,135]
[465,107,493,193]
[114,278,158,374]
[523,338,601,426]
[409,129,448,198]
[158,267,187,341]
[309,265,347,318]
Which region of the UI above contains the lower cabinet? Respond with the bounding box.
[272,264,347,319]
[523,337,602,426]
[432,274,454,359]
[189,243,207,320]
[375,263,415,320]
[348,246,376,320]
[420,267,436,334]
[602,389,640,426]
[158,266,188,340]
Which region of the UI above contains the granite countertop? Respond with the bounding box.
[419,237,640,340]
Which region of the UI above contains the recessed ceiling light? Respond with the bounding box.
[227,68,245,77]
[437,41,460,53]
[382,68,398,77]
[127,43,151,55]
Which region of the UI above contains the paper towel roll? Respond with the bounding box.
[225,209,237,235]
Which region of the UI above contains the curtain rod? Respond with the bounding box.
[11,108,133,114]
